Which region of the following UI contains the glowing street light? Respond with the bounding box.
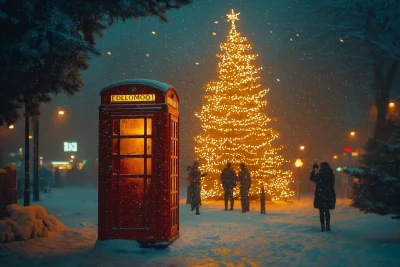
[300,145,305,151]
[295,158,303,201]
[29,135,33,139]
[8,124,14,129]
[350,131,356,137]
[389,102,395,108]
[295,158,303,168]
[71,155,75,159]
[333,155,338,159]
[58,110,65,115]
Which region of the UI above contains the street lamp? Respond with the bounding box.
[333,155,338,159]
[300,145,305,151]
[389,102,395,108]
[350,131,356,137]
[295,158,303,201]
[58,109,65,115]
[8,124,14,129]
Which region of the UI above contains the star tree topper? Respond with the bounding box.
[227,9,240,25]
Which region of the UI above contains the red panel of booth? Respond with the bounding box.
[98,79,179,247]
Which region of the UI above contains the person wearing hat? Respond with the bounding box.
[310,161,336,232]
[238,163,251,212]
[220,162,238,211]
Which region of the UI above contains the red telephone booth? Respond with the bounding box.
[98,79,179,248]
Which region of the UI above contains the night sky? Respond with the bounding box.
[0,0,389,176]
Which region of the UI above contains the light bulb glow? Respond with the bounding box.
[194,10,293,201]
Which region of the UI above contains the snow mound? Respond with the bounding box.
[0,204,66,243]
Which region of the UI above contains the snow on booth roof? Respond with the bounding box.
[100,79,174,93]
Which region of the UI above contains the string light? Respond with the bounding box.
[195,9,293,201]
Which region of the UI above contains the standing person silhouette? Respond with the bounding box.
[188,161,207,215]
[220,162,237,211]
[238,163,251,212]
[310,162,336,232]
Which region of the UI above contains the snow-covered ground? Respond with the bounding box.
[1,186,399,267]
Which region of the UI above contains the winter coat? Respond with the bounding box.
[220,167,237,190]
[310,168,336,210]
[188,167,202,184]
[238,168,251,191]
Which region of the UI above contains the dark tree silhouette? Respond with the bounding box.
[0,0,192,125]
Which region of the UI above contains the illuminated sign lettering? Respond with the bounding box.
[111,94,155,102]
[64,142,78,152]
[167,97,177,108]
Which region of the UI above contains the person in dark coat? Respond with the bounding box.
[220,162,238,211]
[186,166,193,205]
[188,161,207,215]
[310,161,336,232]
[54,167,61,188]
[238,163,251,213]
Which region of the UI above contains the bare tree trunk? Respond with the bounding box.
[24,102,31,206]
[373,60,399,141]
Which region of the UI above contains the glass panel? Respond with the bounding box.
[147,158,152,174]
[120,138,144,155]
[112,158,118,175]
[113,120,119,135]
[112,138,118,154]
[147,118,152,135]
[120,119,144,135]
[146,139,152,155]
[120,158,144,175]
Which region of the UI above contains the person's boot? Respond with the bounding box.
[191,204,194,211]
[320,213,325,232]
[224,200,228,211]
[195,207,200,215]
[230,202,234,211]
[325,214,331,231]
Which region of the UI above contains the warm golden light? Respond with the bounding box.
[145,53,150,57]
[389,102,395,108]
[350,131,356,136]
[9,125,14,129]
[333,155,338,159]
[212,32,216,35]
[340,38,344,42]
[300,145,305,151]
[71,155,75,159]
[58,110,65,115]
[107,51,111,55]
[195,10,293,201]
[295,158,303,168]
[214,20,218,24]
[29,135,33,139]
[151,31,156,34]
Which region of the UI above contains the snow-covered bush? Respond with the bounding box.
[0,204,66,243]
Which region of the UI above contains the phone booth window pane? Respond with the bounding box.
[112,158,118,175]
[120,158,144,174]
[120,138,144,155]
[146,139,152,155]
[147,158,152,174]
[112,138,118,154]
[113,120,118,135]
[147,118,152,135]
[120,119,144,135]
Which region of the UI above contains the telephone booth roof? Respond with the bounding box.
[100,79,177,98]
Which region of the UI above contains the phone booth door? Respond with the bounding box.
[110,114,156,239]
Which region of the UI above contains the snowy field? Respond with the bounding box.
[1,186,399,267]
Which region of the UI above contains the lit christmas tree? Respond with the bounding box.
[194,9,293,201]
